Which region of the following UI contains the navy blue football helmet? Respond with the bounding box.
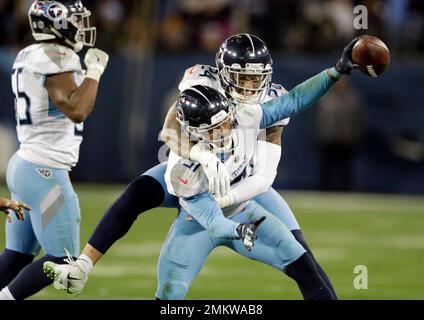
[216,33,273,104]
[176,85,237,153]
[28,1,96,52]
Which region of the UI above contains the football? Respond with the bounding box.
[352,35,390,77]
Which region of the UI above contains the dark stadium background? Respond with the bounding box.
[0,0,424,300]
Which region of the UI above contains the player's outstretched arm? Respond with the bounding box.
[334,37,360,75]
[260,38,360,128]
[0,198,31,223]
[45,48,109,123]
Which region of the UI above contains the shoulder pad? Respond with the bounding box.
[263,83,290,127]
[178,64,220,92]
[267,118,290,127]
[264,83,288,101]
[24,44,82,75]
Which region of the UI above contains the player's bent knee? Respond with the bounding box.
[257,217,306,267]
[157,281,189,300]
[0,249,35,268]
[277,240,306,267]
[124,175,165,214]
[269,228,306,267]
[291,230,312,253]
[209,224,233,240]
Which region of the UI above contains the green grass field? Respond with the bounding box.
[1,184,424,300]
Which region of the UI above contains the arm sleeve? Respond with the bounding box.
[260,68,342,129]
[231,141,281,204]
[180,192,239,240]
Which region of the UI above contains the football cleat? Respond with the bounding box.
[43,249,87,296]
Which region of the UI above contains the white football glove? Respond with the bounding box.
[84,48,109,82]
[215,191,236,208]
[190,143,230,198]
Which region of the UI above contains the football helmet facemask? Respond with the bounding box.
[216,33,273,105]
[176,85,238,154]
[28,1,96,52]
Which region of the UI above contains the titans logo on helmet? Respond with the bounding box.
[48,3,66,21]
[33,1,67,22]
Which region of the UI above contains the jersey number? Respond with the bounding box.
[183,162,201,172]
[267,84,284,98]
[12,68,32,125]
[199,66,218,81]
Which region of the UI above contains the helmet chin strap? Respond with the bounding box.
[220,74,267,105]
[71,41,84,52]
[230,89,262,105]
[49,27,62,39]
[210,130,239,155]
[50,27,83,52]
[63,36,83,52]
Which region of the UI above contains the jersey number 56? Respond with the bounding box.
[12,68,32,125]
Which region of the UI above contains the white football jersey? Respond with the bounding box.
[178,64,290,127]
[11,43,85,170]
[165,102,264,217]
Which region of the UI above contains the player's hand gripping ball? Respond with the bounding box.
[352,35,390,78]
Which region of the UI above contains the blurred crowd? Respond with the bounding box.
[0,0,423,56]
[0,0,423,190]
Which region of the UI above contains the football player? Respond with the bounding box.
[0,0,108,300]
[156,85,334,299]
[43,34,358,298]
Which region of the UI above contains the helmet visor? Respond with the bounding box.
[205,118,233,149]
[222,63,272,104]
[185,111,236,153]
